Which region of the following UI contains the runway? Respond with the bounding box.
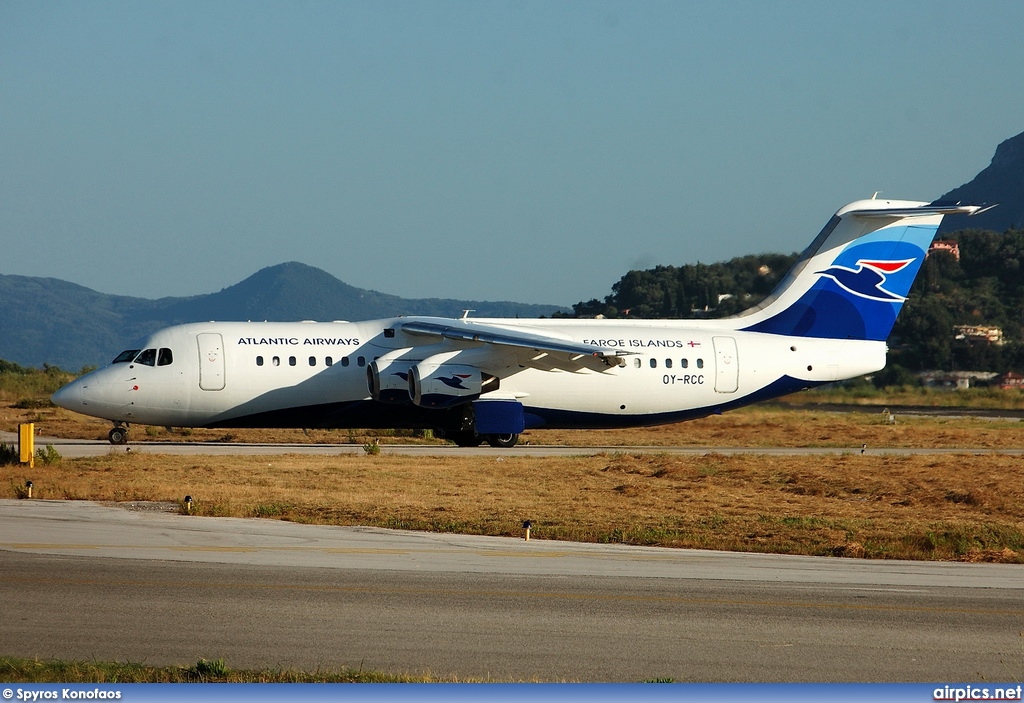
[1,499,1021,682]
[7,431,1024,458]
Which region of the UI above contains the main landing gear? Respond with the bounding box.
[486,433,519,448]
[448,431,520,448]
[108,424,129,445]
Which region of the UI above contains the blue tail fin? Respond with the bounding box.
[736,199,981,341]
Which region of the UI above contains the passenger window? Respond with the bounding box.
[272,356,280,366]
[113,349,140,363]
[158,348,173,366]
[649,358,657,369]
[633,358,641,368]
[325,356,333,367]
[256,356,264,367]
[357,356,366,367]
[697,358,704,369]
[665,359,672,369]
[289,356,296,366]
[681,358,688,369]
[134,349,157,366]
[309,356,317,367]
[341,357,350,367]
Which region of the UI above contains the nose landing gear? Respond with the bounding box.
[108,425,129,445]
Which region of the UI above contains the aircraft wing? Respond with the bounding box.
[400,318,632,367]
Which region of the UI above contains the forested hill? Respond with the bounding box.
[562,228,1024,375]
[893,229,1024,374]
[565,253,801,319]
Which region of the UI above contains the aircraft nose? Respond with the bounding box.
[51,380,83,411]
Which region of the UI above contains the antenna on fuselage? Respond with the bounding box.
[461,309,474,320]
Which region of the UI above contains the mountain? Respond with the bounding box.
[0,262,565,370]
[937,130,1024,235]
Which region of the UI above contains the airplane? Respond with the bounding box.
[52,197,984,448]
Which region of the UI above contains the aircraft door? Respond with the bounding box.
[197,333,226,391]
[713,336,739,393]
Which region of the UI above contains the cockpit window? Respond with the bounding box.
[113,349,140,363]
[134,349,157,366]
[158,348,173,366]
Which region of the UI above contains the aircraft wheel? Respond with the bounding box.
[108,427,128,445]
[450,431,482,447]
[486,433,519,448]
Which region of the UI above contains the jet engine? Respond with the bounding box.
[408,362,488,409]
[367,359,414,404]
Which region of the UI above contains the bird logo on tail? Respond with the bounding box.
[815,258,915,302]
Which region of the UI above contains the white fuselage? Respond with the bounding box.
[53,317,886,431]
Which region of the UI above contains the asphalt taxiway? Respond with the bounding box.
[1,499,1021,681]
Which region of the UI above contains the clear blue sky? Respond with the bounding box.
[3,1,1022,308]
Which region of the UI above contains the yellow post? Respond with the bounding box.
[19,423,34,469]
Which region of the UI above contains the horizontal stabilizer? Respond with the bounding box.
[850,204,983,218]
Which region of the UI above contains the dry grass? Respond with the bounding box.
[3,448,1022,563]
